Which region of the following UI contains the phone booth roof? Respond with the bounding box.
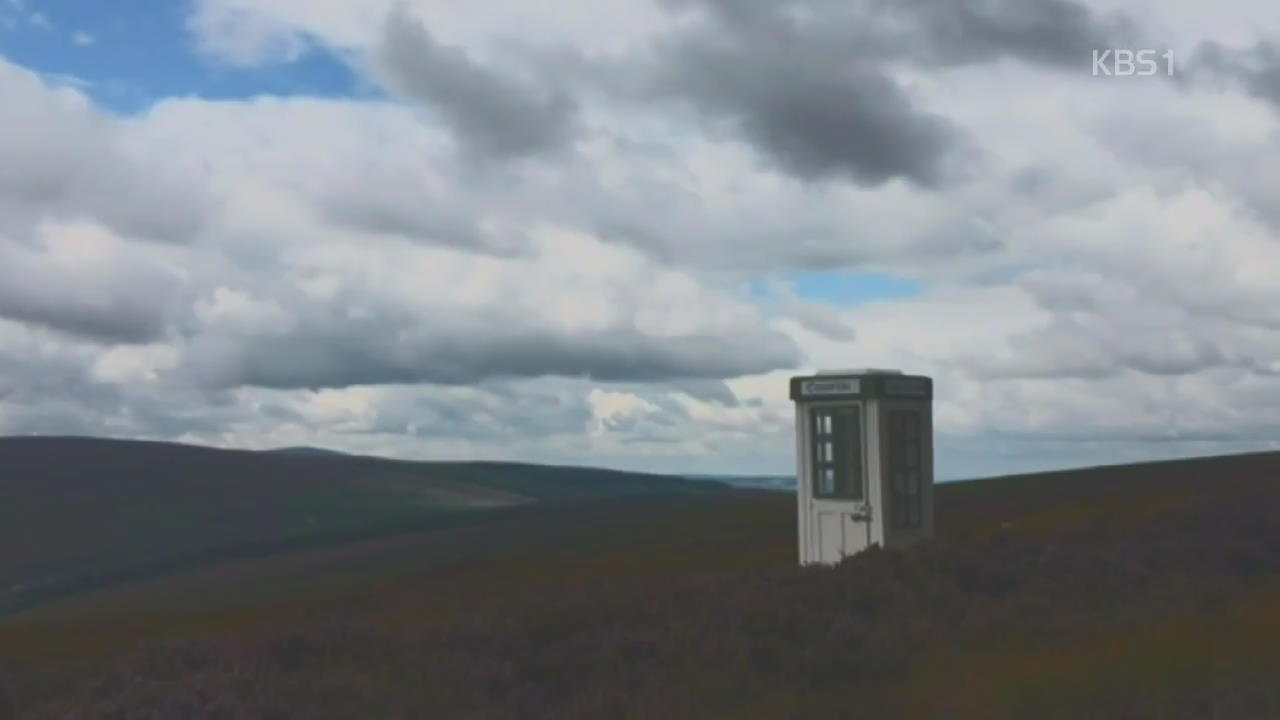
[789,370,932,403]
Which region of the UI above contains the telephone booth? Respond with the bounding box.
[790,369,934,566]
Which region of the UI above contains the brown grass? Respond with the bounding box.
[5,452,1280,718]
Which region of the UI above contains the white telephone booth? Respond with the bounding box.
[790,369,934,566]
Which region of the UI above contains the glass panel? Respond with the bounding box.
[810,406,862,500]
[820,468,835,494]
[887,410,923,529]
[833,407,863,501]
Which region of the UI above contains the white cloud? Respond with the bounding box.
[90,344,181,385]
[3,1,1280,477]
[0,60,210,244]
[186,1,312,66]
[186,0,674,65]
[0,220,185,342]
[194,288,297,336]
[587,389,659,437]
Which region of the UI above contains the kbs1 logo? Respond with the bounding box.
[1092,49,1175,76]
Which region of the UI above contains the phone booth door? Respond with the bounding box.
[807,403,870,563]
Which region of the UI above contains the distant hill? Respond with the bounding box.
[0,436,731,614]
[686,473,795,492]
[265,446,351,457]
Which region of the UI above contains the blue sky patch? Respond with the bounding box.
[0,0,370,114]
[751,272,924,306]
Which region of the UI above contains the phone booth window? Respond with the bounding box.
[810,407,863,500]
[888,410,923,529]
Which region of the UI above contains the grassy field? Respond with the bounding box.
[0,436,727,615]
[3,446,1280,717]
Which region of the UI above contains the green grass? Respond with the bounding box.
[0,436,727,615]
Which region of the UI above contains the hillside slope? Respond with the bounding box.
[3,450,1280,718]
[0,436,727,614]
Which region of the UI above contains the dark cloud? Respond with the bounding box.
[365,385,593,442]
[875,0,1135,68]
[0,240,181,344]
[784,302,857,342]
[664,0,1133,68]
[1115,336,1226,377]
[0,349,101,436]
[323,185,483,249]
[0,345,234,439]
[376,5,578,159]
[318,157,531,255]
[181,323,800,390]
[1007,164,1113,215]
[663,379,741,406]
[639,0,1133,187]
[652,22,967,187]
[1186,40,1280,108]
[564,174,891,269]
[0,290,166,344]
[972,287,1236,381]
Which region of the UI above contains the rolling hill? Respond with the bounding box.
[684,473,796,491]
[0,436,728,615]
[2,446,1280,718]
[264,446,352,458]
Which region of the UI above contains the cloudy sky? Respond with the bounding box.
[1,0,1279,479]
